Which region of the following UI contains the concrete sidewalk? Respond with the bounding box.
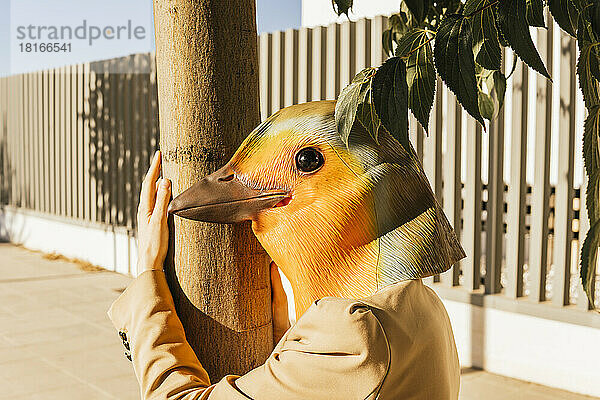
[0,243,596,400]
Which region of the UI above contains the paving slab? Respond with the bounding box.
[0,243,596,399]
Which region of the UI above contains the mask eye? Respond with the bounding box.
[295,147,324,173]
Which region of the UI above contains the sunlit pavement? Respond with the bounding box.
[0,243,596,400]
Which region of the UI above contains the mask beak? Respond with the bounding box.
[167,165,289,224]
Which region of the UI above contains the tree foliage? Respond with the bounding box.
[332,0,600,307]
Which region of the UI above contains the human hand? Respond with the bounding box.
[137,151,171,274]
[271,262,291,345]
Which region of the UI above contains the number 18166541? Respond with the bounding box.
[19,43,72,53]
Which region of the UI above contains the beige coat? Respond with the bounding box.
[108,270,459,399]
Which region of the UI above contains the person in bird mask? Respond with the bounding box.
[108,101,465,399]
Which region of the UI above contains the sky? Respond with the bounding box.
[0,0,301,76]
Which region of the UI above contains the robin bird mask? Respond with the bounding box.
[169,101,465,317]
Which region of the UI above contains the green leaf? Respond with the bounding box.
[577,8,600,109]
[591,52,600,83]
[335,68,374,145]
[478,91,495,120]
[395,29,436,133]
[548,0,579,37]
[580,218,600,308]
[506,53,519,78]
[389,13,412,40]
[465,0,502,70]
[481,68,507,116]
[492,70,507,109]
[584,106,600,220]
[371,57,410,150]
[331,0,353,17]
[592,2,600,38]
[434,14,485,126]
[497,0,550,79]
[577,44,600,109]
[356,84,382,142]
[588,169,600,226]
[496,18,511,47]
[526,0,545,27]
[383,28,394,57]
[403,0,432,23]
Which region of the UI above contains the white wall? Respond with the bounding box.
[301,0,396,27]
[0,207,137,275]
[441,299,600,397]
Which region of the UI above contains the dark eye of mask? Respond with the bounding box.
[295,147,324,173]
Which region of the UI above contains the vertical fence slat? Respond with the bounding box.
[577,176,595,309]
[30,73,35,208]
[70,65,78,219]
[58,67,68,217]
[35,71,42,211]
[9,76,13,205]
[20,74,27,208]
[284,28,299,107]
[311,26,326,101]
[441,95,462,287]
[2,77,6,205]
[58,67,65,217]
[553,33,577,306]
[43,70,50,213]
[370,16,387,66]
[65,66,73,218]
[485,49,506,294]
[13,75,18,206]
[131,56,140,231]
[355,18,371,72]
[101,62,109,224]
[85,63,94,222]
[463,118,483,291]
[26,73,32,208]
[10,76,15,206]
[326,23,340,100]
[22,74,27,207]
[17,75,24,207]
[297,28,312,104]
[49,70,57,214]
[24,74,31,208]
[530,19,553,303]
[271,31,284,114]
[28,73,35,210]
[339,21,356,89]
[0,78,5,205]
[8,75,13,205]
[12,76,17,206]
[259,33,272,120]
[124,56,133,228]
[506,61,529,299]
[422,79,444,202]
[110,59,119,226]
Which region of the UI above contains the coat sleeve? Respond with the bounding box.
[108,270,214,400]
[108,271,390,400]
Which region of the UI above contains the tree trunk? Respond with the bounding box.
[152,0,272,381]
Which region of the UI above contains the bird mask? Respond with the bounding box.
[169,101,465,317]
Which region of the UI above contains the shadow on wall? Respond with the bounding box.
[0,123,12,243]
[0,54,160,244]
[0,134,29,244]
[84,54,160,230]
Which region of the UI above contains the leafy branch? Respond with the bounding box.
[332,0,600,307]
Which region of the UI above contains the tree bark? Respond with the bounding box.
[152,0,272,381]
